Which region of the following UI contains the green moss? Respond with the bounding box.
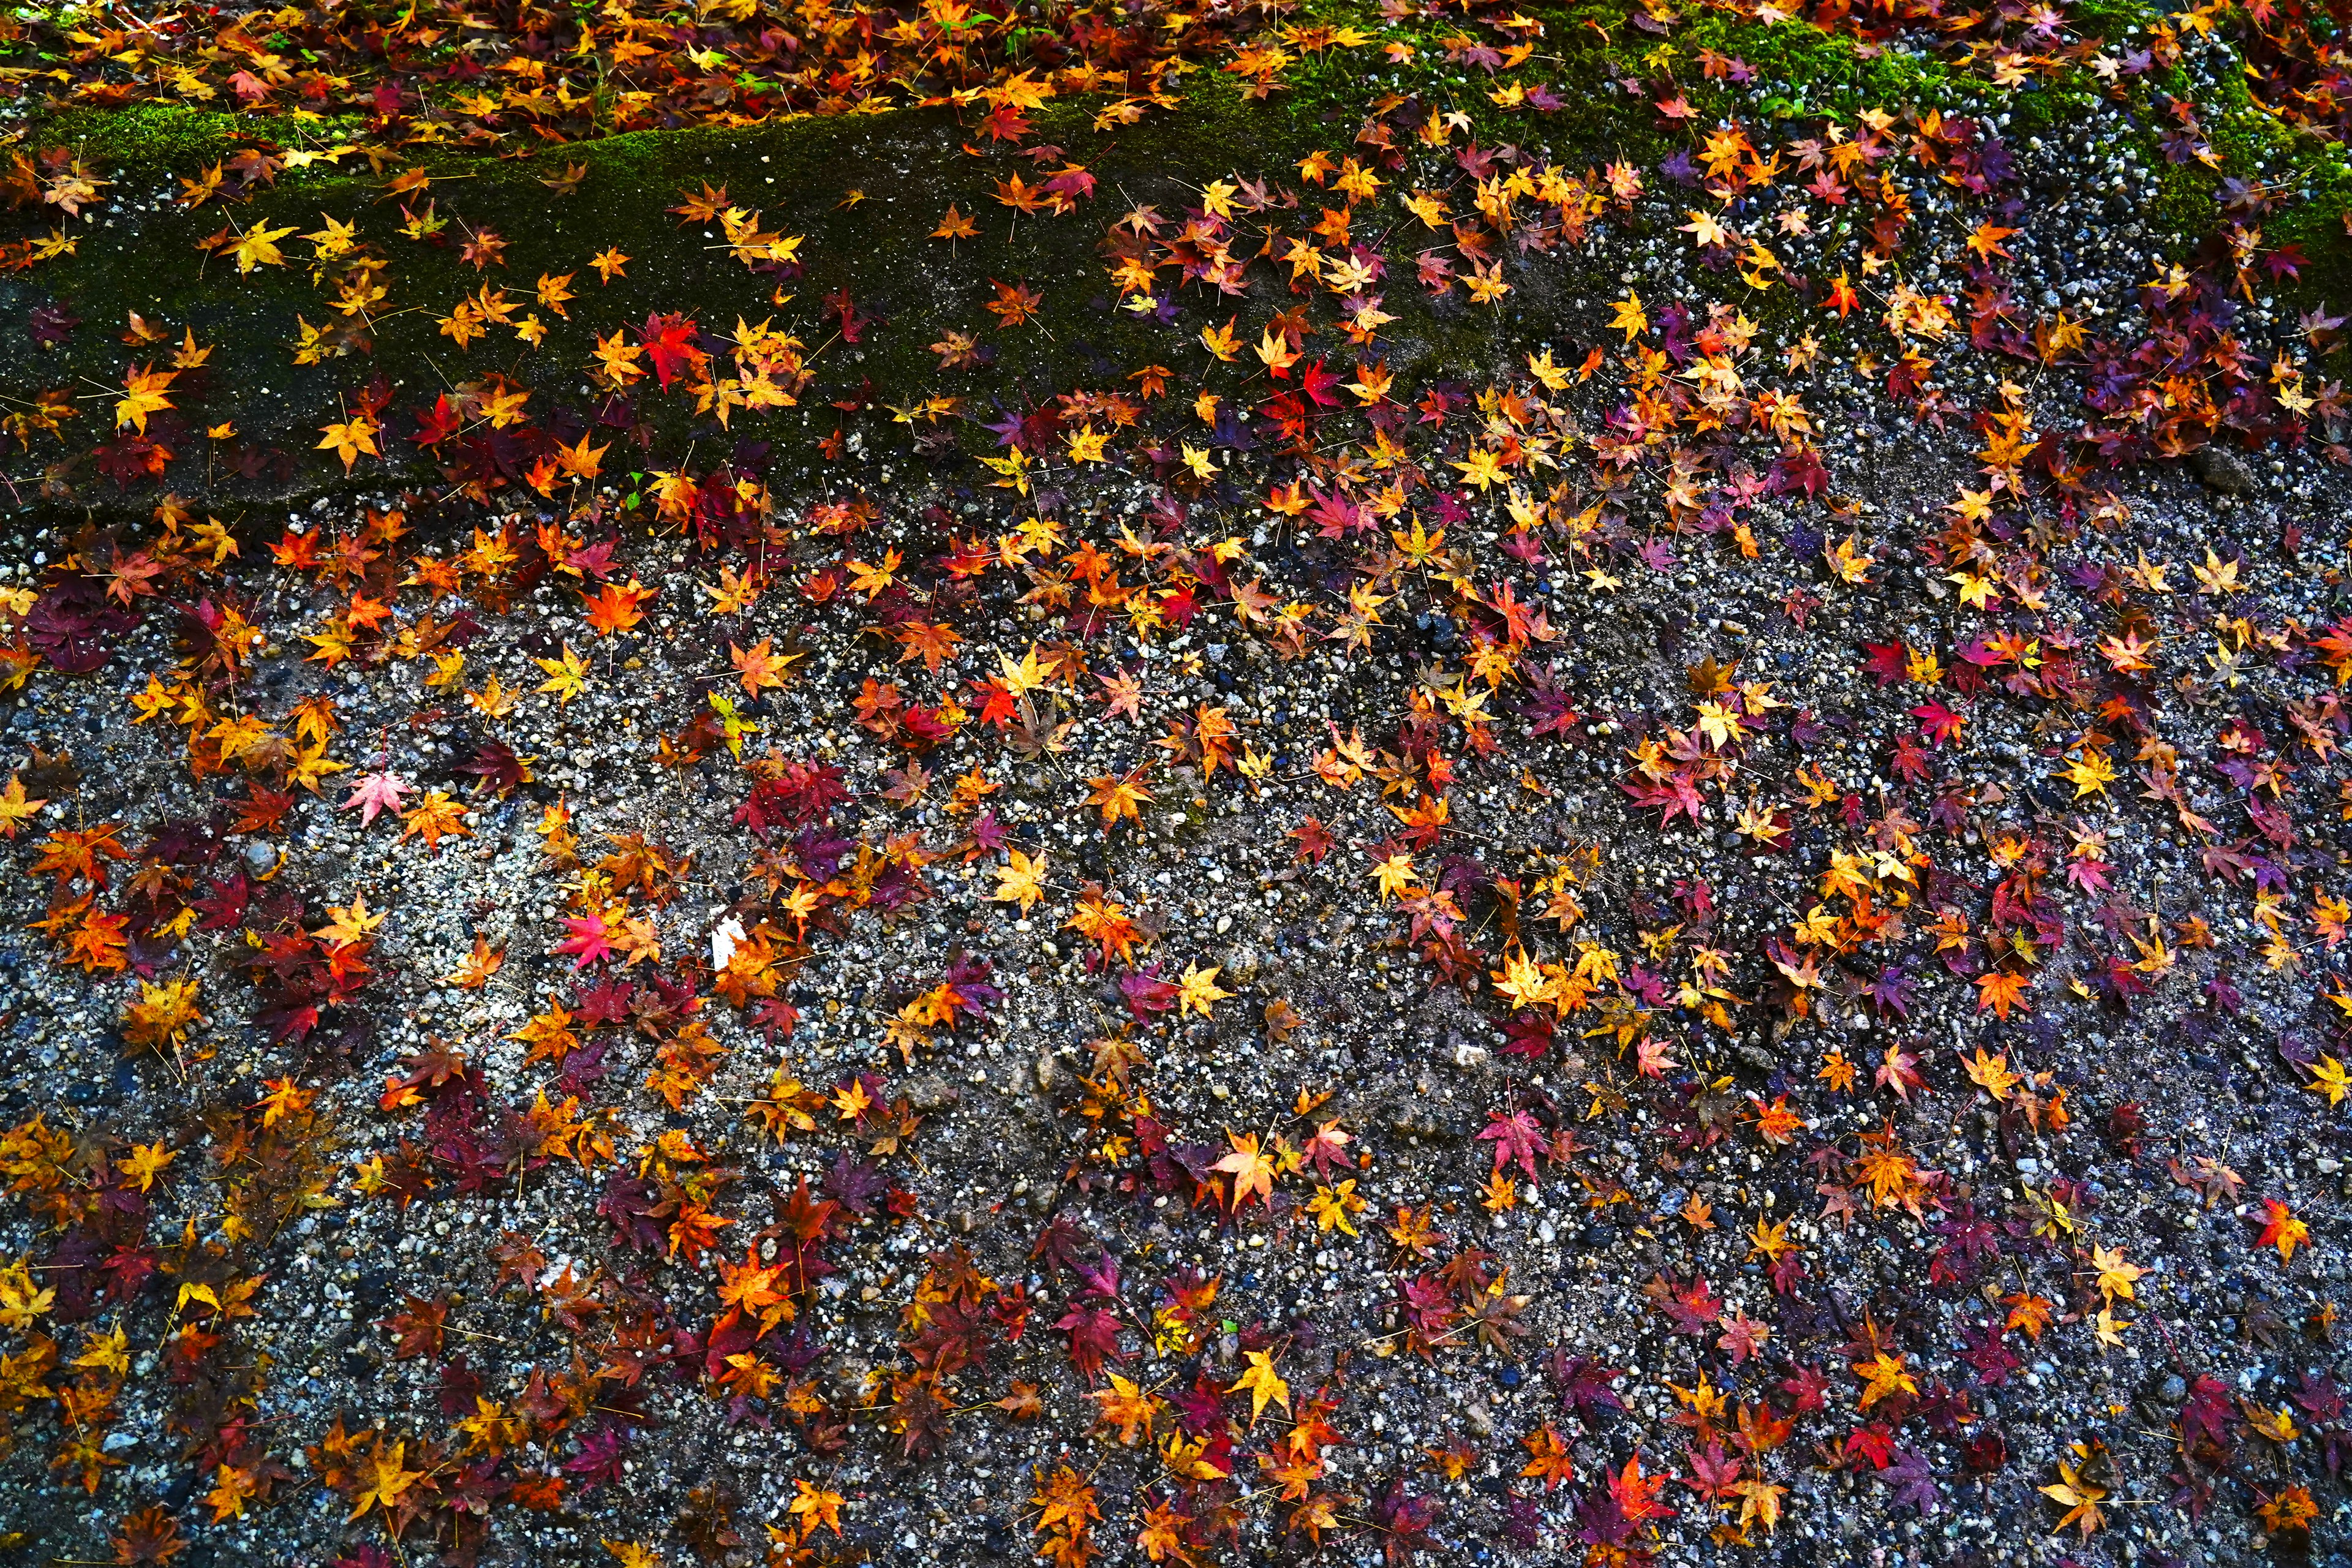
[0,30,1656,527]
[21,0,2342,527]
[2147,159,2216,247]
[2068,0,2158,42]
[2130,52,2352,298]
[34,102,244,178]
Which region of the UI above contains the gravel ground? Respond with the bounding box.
[1,1,2351,1566]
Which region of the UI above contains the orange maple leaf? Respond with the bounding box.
[581,578,655,636]
[1213,1132,1276,1209]
[1973,968,2030,1020]
[1084,766,1154,827]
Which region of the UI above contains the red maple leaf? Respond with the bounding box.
[1910,702,1966,748]
[1477,1109,1548,1180]
[1608,1455,1676,1523]
[555,913,616,968]
[1054,1303,1125,1384]
[639,312,707,392]
[1298,358,1343,407]
[1843,1422,1898,1470]
[1861,643,1908,685]
[1649,1273,1722,1336]
[976,102,1031,143]
[409,393,464,448]
[1682,1440,1742,1501]
[1117,963,1180,1022]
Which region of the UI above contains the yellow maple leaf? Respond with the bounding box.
[993,848,1050,914]
[1368,850,1419,901]
[2192,546,2242,595]
[1732,1476,1788,1534]
[119,1140,176,1193]
[115,363,178,435]
[225,221,298,274]
[2040,1458,2107,1539]
[312,892,387,947]
[535,643,590,706]
[2305,1053,2349,1107]
[1853,1349,1917,1409]
[316,413,379,473]
[345,1439,425,1521]
[1177,962,1231,1018]
[1453,447,1504,491]
[1089,1373,1158,1446]
[1254,326,1300,373]
[2090,1243,2143,1302]
[555,431,608,480]
[1226,1349,1290,1424]
[0,774,47,837]
[1608,291,1648,342]
[2060,747,2116,798]
[1958,1046,2019,1101]
[1825,534,1875,586]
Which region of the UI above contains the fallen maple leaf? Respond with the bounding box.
[1084,767,1153,828]
[0,774,47,837]
[317,413,379,472]
[993,848,1050,914]
[115,363,177,435]
[1227,1349,1290,1425]
[2257,1198,2310,1262]
[445,933,505,989]
[339,770,412,825]
[224,221,297,273]
[1213,1131,1275,1209]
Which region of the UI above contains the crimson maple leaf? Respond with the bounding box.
[1683,1440,1742,1501]
[639,312,707,391]
[409,393,464,447]
[1300,1121,1352,1180]
[2181,1375,2236,1455]
[1842,1422,1898,1470]
[1117,962,1180,1021]
[1291,816,1336,863]
[1959,1321,2019,1385]
[1549,1352,1627,1419]
[1370,1478,1444,1555]
[1717,1310,1771,1365]
[1297,358,1343,407]
[1649,1273,1721,1336]
[1911,701,1966,747]
[1054,1303,1125,1383]
[1477,1109,1547,1180]
[1774,1363,1829,1413]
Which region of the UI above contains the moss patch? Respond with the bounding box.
[0,62,1644,526]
